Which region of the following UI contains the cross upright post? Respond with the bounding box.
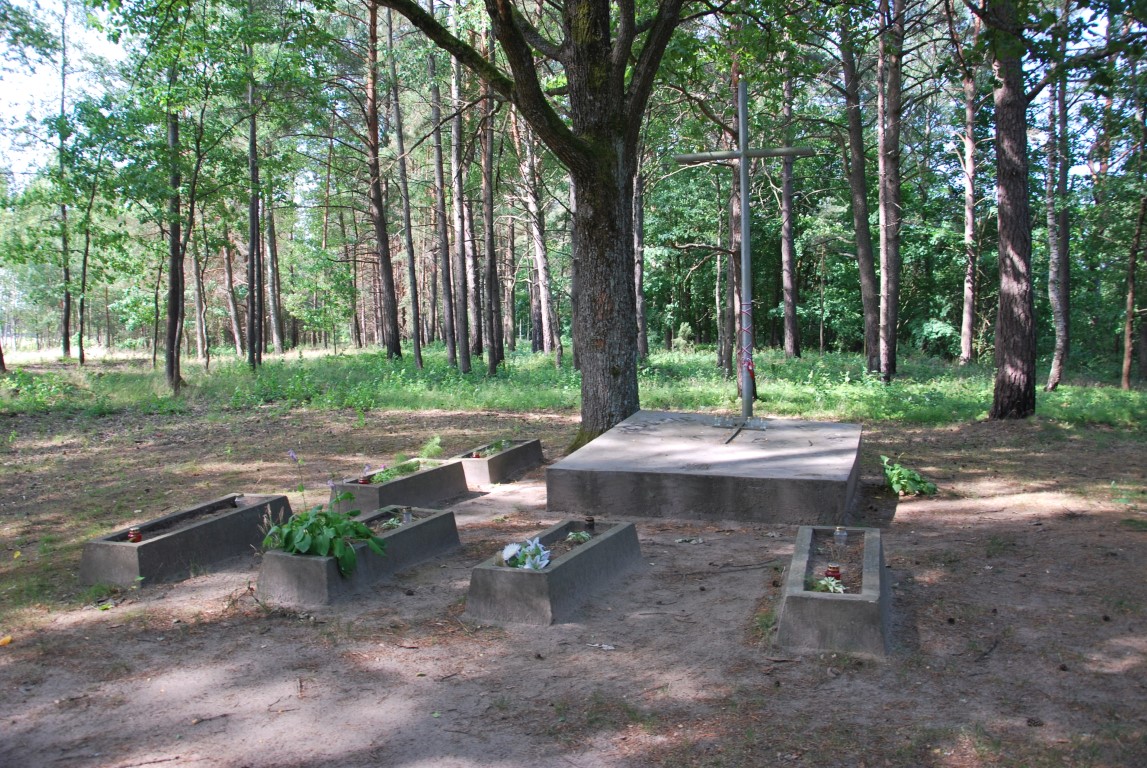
[674,80,815,421]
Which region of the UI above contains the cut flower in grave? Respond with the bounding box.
[497,537,550,570]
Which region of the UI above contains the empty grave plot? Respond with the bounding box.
[79,493,292,587]
[453,439,543,485]
[465,519,642,625]
[776,525,891,658]
[328,459,468,515]
[257,506,461,607]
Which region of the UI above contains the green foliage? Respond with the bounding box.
[881,456,938,496]
[368,460,425,484]
[262,502,385,578]
[566,530,591,544]
[809,576,845,593]
[418,436,443,458]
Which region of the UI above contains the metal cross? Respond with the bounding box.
[674,80,815,420]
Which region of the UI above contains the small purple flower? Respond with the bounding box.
[364,464,372,475]
[288,450,299,464]
[326,478,335,488]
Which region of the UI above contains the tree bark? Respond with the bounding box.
[366,0,402,358]
[449,0,471,372]
[1045,0,1071,390]
[388,8,423,368]
[58,0,72,359]
[780,71,800,359]
[265,187,285,355]
[987,0,1036,419]
[877,0,904,382]
[383,0,684,438]
[427,0,455,366]
[246,50,262,369]
[634,171,648,362]
[1122,198,1146,389]
[165,72,183,393]
[465,200,483,356]
[839,11,879,371]
[480,29,502,374]
[222,226,244,356]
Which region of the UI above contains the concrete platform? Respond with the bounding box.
[546,410,861,524]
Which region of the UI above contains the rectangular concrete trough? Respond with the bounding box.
[79,493,292,587]
[465,519,642,625]
[328,459,468,516]
[257,507,461,607]
[776,526,891,659]
[453,439,543,485]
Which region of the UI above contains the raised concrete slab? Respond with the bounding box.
[80,493,292,587]
[776,526,891,658]
[465,519,642,625]
[546,410,861,524]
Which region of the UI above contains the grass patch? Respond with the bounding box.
[2,345,1144,431]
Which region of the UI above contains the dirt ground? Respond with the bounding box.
[1,404,1145,767]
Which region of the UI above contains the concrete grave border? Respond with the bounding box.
[257,506,461,607]
[453,439,543,485]
[328,459,468,515]
[79,493,292,587]
[465,519,642,625]
[776,525,891,659]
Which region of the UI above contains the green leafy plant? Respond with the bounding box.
[418,436,444,458]
[566,530,592,544]
[809,576,845,593]
[262,499,386,577]
[469,439,513,458]
[880,455,938,496]
[369,460,427,484]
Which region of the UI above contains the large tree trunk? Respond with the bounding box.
[987,0,1036,419]
[780,72,800,359]
[388,9,423,368]
[480,32,502,374]
[384,0,685,438]
[165,79,183,393]
[877,0,904,382]
[366,0,402,358]
[839,12,879,371]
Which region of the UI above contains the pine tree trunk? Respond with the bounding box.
[988,0,1036,419]
[427,11,456,366]
[1045,4,1071,390]
[780,72,800,359]
[246,62,262,369]
[634,171,649,361]
[959,70,978,365]
[480,38,502,374]
[839,12,879,371]
[265,188,285,355]
[366,0,402,358]
[388,9,422,368]
[1122,198,1145,389]
[877,0,904,382]
[222,227,244,356]
[503,220,517,351]
[449,1,471,372]
[465,200,483,356]
[165,80,183,393]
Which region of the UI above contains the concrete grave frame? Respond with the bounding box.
[776,526,891,658]
[465,519,642,625]
[328,459,468,515]
[79,494,292,587]
[257,506,461,607]
[453,439,543,485]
